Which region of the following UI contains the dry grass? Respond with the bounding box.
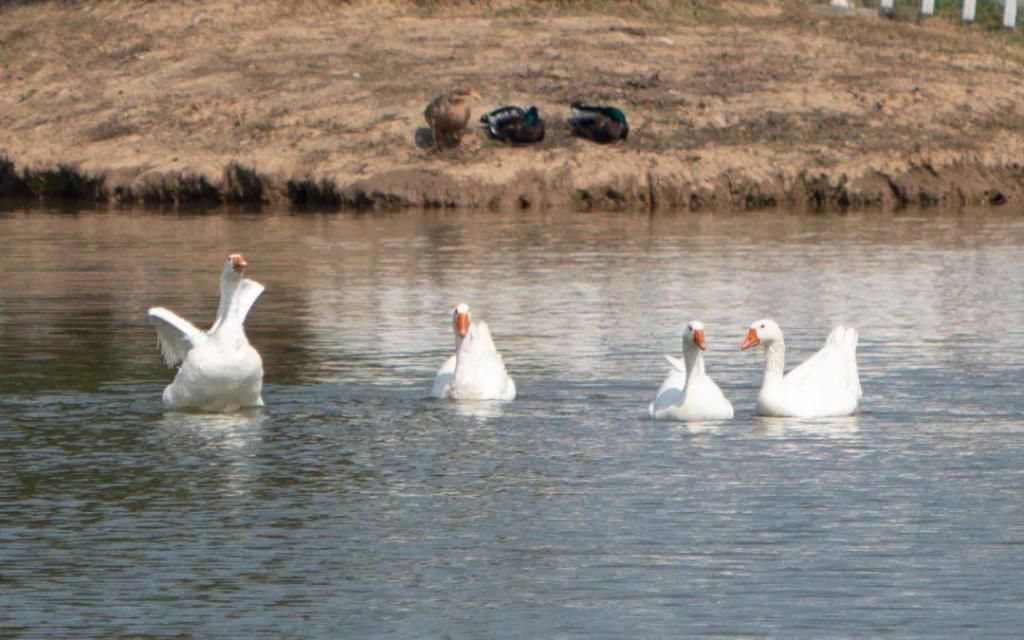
[2,0,1024,208]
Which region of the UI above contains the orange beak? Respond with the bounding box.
[455,312,470,338]
[741,328,760,350]
[230,253,247,272]
[693,329,706,351]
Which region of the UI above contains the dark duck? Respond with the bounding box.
[567,102,629,144]
[479,105,545,144]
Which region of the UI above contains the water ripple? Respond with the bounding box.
[1,207,1023,637]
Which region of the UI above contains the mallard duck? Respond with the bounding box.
[479,105,545,144]
[423,87,481,150]
[567,102,629,144]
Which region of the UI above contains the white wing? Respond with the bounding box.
[469,321,498,353]
[501,375,517,401]
[472,322,512,385]
[663,354,687,372]
[451,321,516,400]
[649,356,687,416]
[231,279,264,326]
[431,355,457,398]
[784,326,861,410]
[148,307,204,367]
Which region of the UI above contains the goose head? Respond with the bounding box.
[212,253,251,333]
[741,318,782,350]
[452,302,471,339]
[683,320,706,351]
[221,253,248,281]
[230,253,247,273]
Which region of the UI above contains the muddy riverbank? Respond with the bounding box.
[2,0,1024,210]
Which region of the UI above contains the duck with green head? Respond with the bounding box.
[567,102,629,144]
[479,105,545,145]
[424,87,482,150]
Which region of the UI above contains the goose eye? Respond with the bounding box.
[760,324,765,329]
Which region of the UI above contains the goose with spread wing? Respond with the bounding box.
[148,253,265,412]
[741,319,862,418]
[431,303,516,401]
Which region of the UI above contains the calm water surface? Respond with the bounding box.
[0,206,1022,638]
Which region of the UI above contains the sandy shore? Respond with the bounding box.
[2,0,1024,211]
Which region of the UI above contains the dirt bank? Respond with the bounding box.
[2,0,1024,211]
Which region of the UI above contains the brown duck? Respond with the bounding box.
[423,87,481,150]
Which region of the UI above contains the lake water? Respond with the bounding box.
[0,205,1022,638]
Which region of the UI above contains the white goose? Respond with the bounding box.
[148,253,265,412]
[649,320,734,421]
[741,318,862,418]
[431,303,516,401]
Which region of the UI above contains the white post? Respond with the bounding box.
[880,0,894,12]
[963,0,977,22]
[922,0,935,15]
[1005,0,1018,27]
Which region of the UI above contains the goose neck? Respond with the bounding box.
[683,343,706,379]
[763,339,786,379]
[212,270,242,333]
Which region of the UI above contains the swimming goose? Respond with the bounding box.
[431,303,516,401]
[741,319,862,418]
[148,253,265,412]
[649,320,734,421]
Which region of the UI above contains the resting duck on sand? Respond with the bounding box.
[567,102,629,144]
[480,105,545,144]
[424,87,482,150]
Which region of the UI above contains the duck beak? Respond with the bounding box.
[455,312,470,338]
[469,89,481,100]
[741,328,760,350]
[693,329,706,351]
[230,253,247,272]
